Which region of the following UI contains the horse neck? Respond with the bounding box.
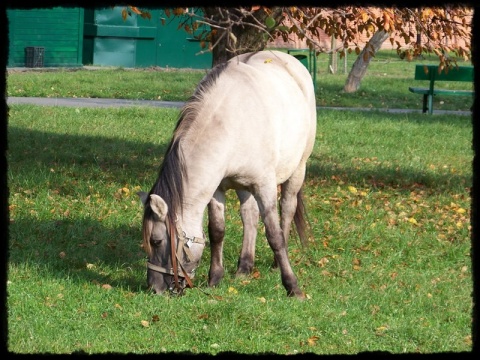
[177,154,221,239]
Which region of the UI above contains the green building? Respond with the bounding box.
[7,7,212,69]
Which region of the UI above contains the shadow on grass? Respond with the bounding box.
[9,216,149,292]
[307,153,471,193]
[8,126,170,188]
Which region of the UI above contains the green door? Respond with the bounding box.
[83,7,157,67]
[156,10,212,69]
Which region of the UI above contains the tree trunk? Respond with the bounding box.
[343,29,390,93]
[204,7,283,67]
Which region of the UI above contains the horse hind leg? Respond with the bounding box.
[254,182,304,298]
[235,190,259,277]
[273,163,308,267]
[207,190,226,287]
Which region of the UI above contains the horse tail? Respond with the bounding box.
[294,187,311,246]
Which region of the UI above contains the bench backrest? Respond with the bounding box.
[414,64,473,82]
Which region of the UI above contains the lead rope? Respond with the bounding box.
[169,218,181,293]
[169,219,194,292]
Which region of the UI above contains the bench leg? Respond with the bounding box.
[422,94,428,113]
[427,94,433,115]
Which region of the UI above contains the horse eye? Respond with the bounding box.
[150,238,164,247]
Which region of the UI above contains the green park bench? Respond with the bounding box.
[408,64,474,114]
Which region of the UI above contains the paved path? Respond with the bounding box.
[6,96,472,116]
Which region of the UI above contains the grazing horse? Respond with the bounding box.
[139,50,316,298]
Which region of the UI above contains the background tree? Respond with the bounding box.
[124,6,472,93]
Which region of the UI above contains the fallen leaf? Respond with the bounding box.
[59,252,66,259]
[348,186,358,194]
[258,297,266,303]
[318,257,329,267]
[152,314,160,322]
[102,284,112,290]
[228,287,238,294]
[141,320,149,328]
[307,335,319,346]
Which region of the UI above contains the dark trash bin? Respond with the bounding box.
[293,54,308,70]
[25,47,45,67]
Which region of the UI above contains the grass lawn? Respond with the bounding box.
[7,49,474,112]
[7,104,472,354]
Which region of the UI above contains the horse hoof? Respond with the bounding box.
[287,289,306,300]
[235,265,253,278]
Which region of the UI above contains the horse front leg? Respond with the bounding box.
[235,190,259,276]
[254,183,304,299]
[207,190,226,287]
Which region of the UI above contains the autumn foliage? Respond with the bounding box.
[123,5,472,69]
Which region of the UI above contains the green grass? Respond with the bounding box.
[7,105,472,354]
[7,50,473,111]
[7,67,206,102]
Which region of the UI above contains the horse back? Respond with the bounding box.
[181,50,316,187]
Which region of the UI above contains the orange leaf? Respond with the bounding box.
[129,6,142,15]
[308,335,319,346]
[122,8,128,21]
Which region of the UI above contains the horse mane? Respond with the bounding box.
[142,62,229,252]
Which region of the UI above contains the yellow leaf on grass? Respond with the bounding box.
[141,320,149,327]
[348,186,358,194]
[258,297,266,303]
[456,207,466,214]
[408,217,418,224]
[228,287,238,294]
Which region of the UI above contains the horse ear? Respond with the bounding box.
[149,194,168,221]
[137,191,149,206]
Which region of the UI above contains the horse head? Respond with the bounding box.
[138,192,205,295]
